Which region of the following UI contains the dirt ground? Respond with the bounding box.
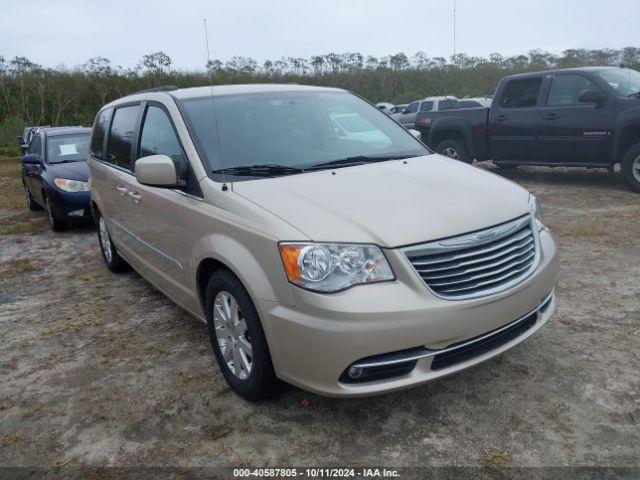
[0,155,638,470]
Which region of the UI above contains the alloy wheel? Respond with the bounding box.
[98,217,113,264]
[213,291,253,380]
[442,147,459,160]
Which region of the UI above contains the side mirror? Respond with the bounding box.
[135,154,178,187]
[20,144,29,154]
[578,89,605,106]
[22,154,40,165]
[409,129,422,139]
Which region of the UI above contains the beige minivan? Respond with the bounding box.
[88,84,558,400]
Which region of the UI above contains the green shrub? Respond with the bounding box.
[0,117,25,156]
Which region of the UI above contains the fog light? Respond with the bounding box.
[348,366,364,379]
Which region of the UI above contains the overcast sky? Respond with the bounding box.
[1,0,638,70]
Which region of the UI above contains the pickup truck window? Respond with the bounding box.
[500,78,542,108]
[419,101,433,112]
[438,99,460,111]
[405,102,419,113]
[547,75,600,107]
[594,68,640,96]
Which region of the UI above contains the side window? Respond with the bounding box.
[439,100,452,111]
[419,101,433,112]
[28,135,41,155]
[90,108,112,159]
[404,102,419,114]
[106,105,140,169]
[139,106,184,174]
[500,78,543,108]
[449,99,460,109]
[547,74,600,107]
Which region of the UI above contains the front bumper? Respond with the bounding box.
[258,229,559,397]
[47,188,91,221]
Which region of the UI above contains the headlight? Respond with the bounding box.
[529,194,545,229]
[54,178,90,193]
[279,242,395,293]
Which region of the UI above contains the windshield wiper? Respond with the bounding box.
[307,155,413,170]
[212,163,305,177]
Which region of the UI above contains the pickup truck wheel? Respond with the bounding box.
[436,139,472,164]
[96,213,128,273]
[205,270,280,401]
[621,143,640,193]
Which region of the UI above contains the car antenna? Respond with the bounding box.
[204,18,228,191]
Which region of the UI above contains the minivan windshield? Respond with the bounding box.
[47,134,90,164]
[594,68,640,96]
[179,90,430,177]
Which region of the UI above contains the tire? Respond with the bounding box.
[436,139,472,164]
[621,142,640,193]
[96,211,128,273]
[494,162,519,169]
[44,195,67,232]
[204,269,280,401]
[23,182,42,211]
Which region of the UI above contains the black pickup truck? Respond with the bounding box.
[415,67,640,192]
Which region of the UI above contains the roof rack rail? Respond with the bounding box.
[132,85,179,94]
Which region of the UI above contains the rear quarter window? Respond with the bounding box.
[106,105,140,169]
[90,108,112,160]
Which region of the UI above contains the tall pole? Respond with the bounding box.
[453,0,456,59]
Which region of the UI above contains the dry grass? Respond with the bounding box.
[481,451,512,468]
[0,156,24,212]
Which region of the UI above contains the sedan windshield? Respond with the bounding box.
[179,90,429,177]
[594,68,640,96]
[47,134,90,163]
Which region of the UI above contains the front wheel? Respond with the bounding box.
[435,139,472,164]
[205,270,280,401]
[24,182,42,211]
[621,142,640,193]
[45,195,66,232]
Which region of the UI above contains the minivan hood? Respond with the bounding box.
[233,155,531,248]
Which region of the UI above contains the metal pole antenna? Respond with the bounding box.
[453,0,456,59]
[203,18,227,191]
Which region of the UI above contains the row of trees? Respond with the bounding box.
[1,47,640,153]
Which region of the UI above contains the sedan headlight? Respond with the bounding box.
[529,194,545,229]
[279,242,395,293]
[54,178,90,193]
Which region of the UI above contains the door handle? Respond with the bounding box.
[128,192,141,203]
[115,186,128,196]
[496,114,508,122]
[542,112,558,120]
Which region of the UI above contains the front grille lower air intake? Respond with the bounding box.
[403,215,539,300]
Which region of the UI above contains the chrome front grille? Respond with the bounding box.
[403,215,540,300]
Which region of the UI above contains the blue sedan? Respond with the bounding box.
[21,127,92,231]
